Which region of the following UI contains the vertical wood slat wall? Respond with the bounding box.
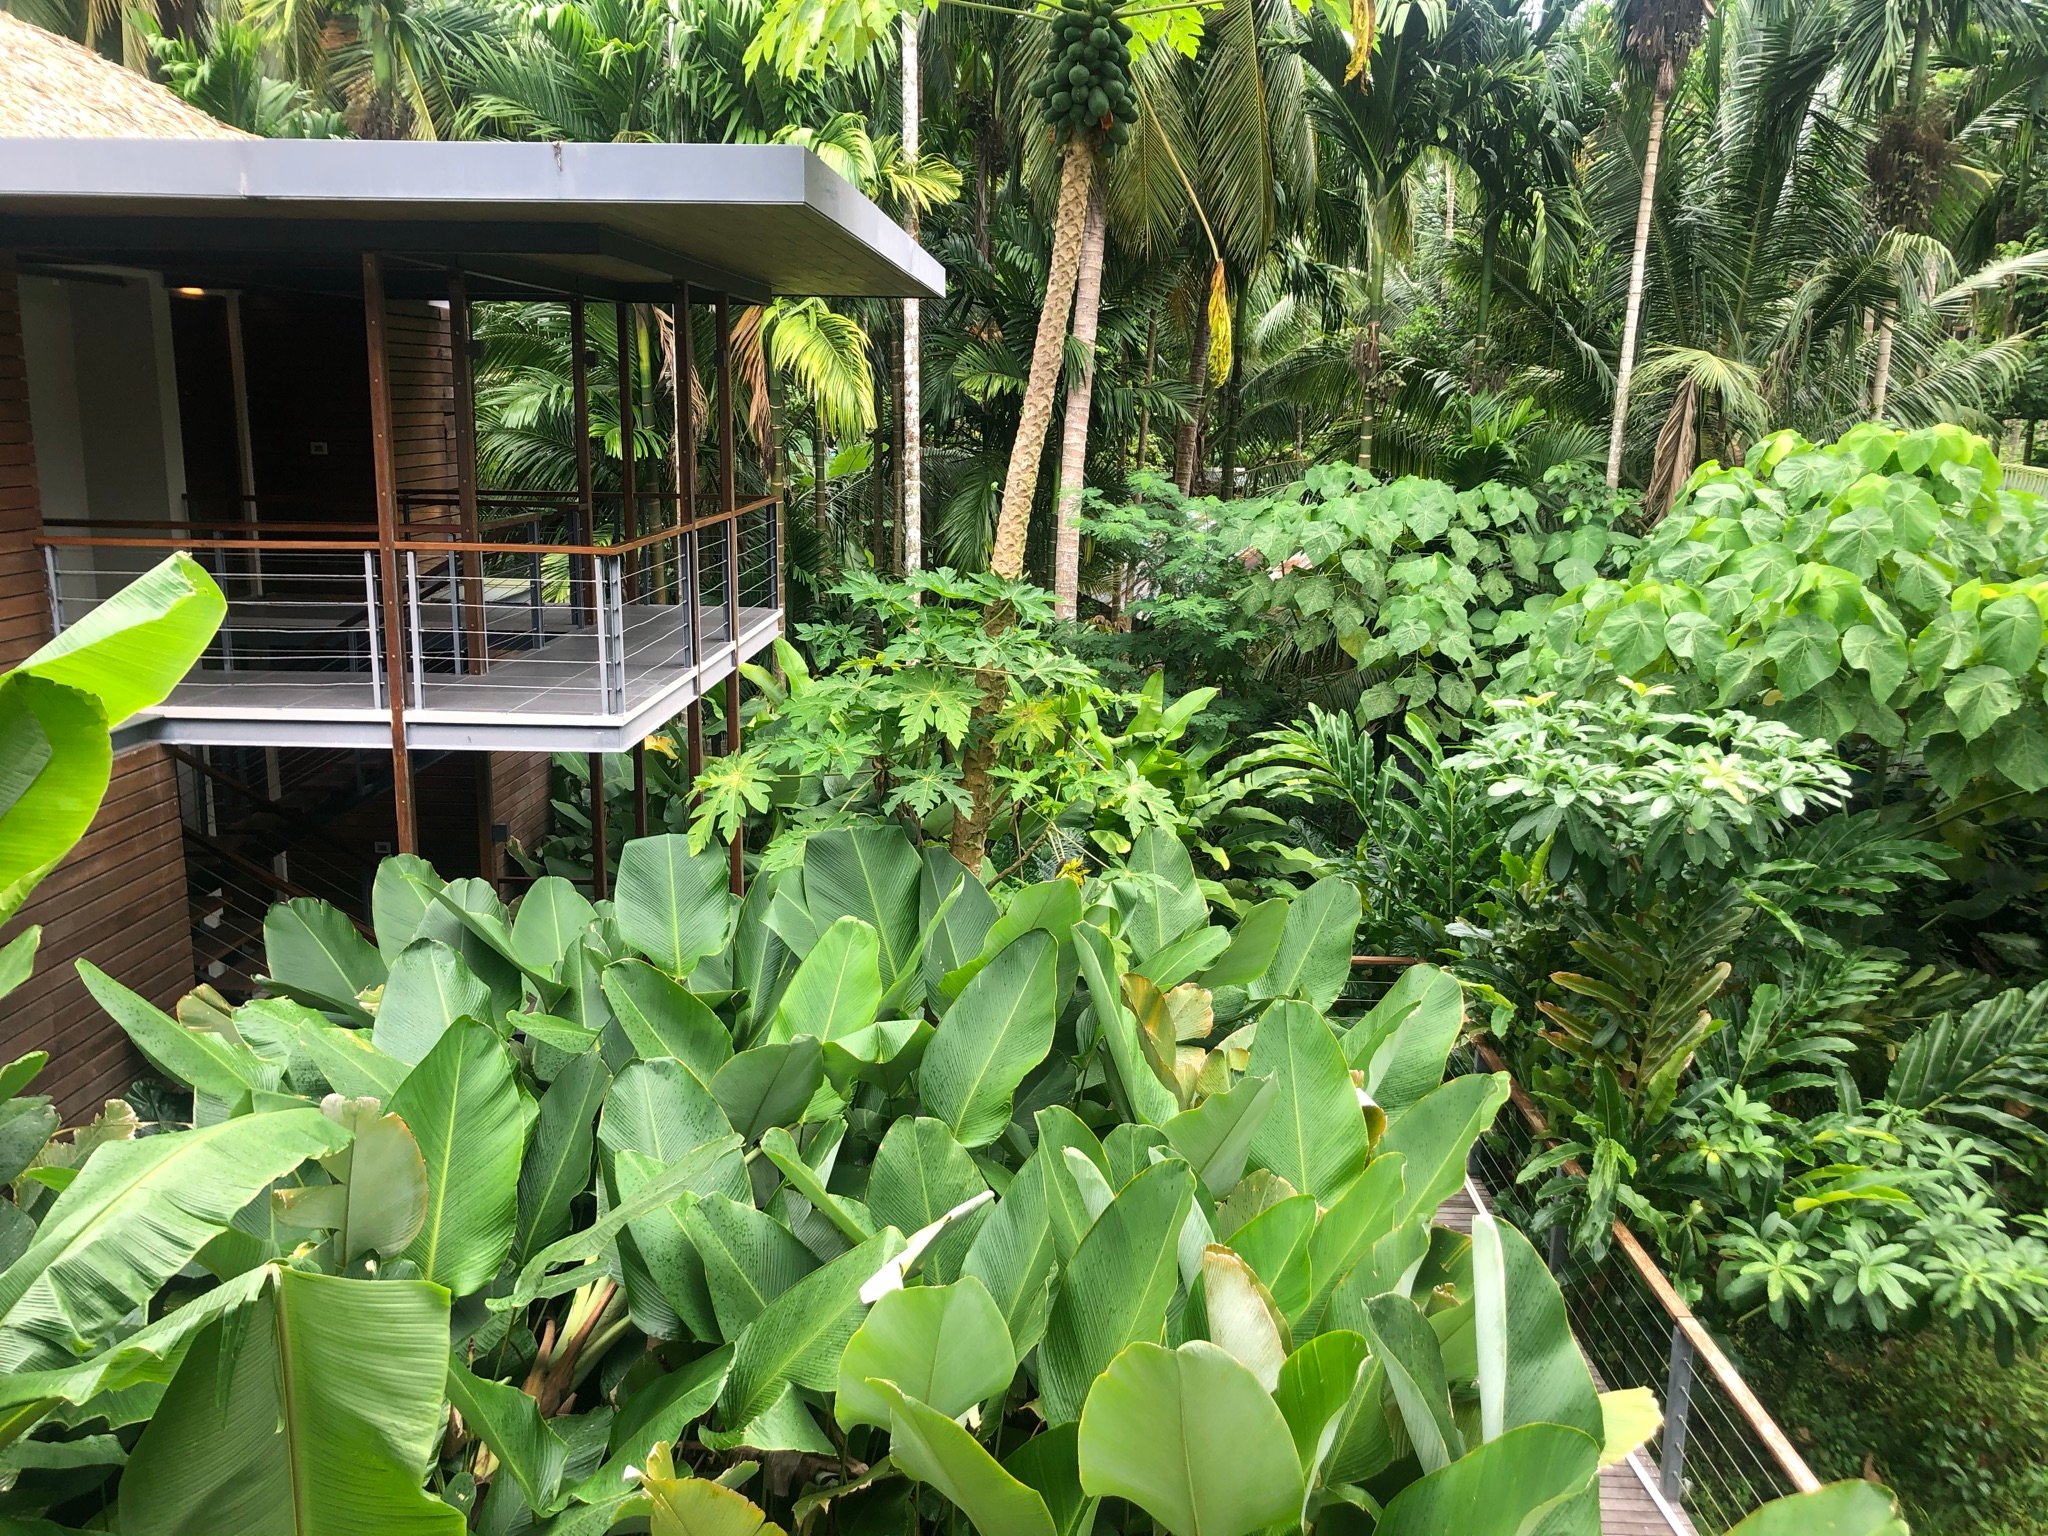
[0,256,189,1120]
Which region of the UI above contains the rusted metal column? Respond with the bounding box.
[632,739,649,839]
[571,297,593,625]
[589,753,610,899]
[362,254,417,855]
[616,300,639,600]
[448,270,487,672]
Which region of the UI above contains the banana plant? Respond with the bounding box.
[0,815,1908,1536]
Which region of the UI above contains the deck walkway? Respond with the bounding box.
[1438,1182,1697,1536]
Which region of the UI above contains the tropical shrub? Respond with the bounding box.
[1082,463,1636,733]
[0,818,1708,1536]
[1510,424,2048,799]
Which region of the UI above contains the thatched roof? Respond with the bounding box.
[0,13,250,141]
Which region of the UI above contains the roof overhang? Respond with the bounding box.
[0,139,944,303]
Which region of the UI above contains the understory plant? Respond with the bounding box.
[1081,463,1636,733]
[0,817,1768,1536]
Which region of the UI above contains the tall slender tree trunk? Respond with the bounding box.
[1605,85,1672,489]
[990,137,1095,580]
[1134,315,1158,472]
[900,11,923,578]
[1173,295,1210,495]
[1443,164,1456,243]
[1053,180,1107,621]
[813,415,829,541]
[1871,312,1896,420]
[957,135,1097,877]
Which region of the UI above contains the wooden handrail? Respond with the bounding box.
[35,498,780,559]
[1471,1039,1823,1494]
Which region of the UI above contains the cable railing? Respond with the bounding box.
[1464,1040,1822,1532]
[35,495,782,728]
[1343,956,1819,1532]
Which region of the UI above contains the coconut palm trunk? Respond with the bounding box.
[900,10,924,577]
[1053,179,1108,621]
[1605,84,1671,489]
[990,137,1097,580]
[1871,310,1896,419]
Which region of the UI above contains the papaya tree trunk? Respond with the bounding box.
[1605,84,1671,489]
[991,137,1096,580]
[1053,178,1107,621]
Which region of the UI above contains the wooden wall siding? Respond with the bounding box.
[2,748,189,1120]
[385,300,458,517]
[0,256,45,668]
[492,752,555,881]
[0,258,192,1121]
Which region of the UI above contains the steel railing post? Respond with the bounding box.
[405,550,426,710]
[1660,1323,1697,1504]
[41,545,63,635]
[363,551,385,707]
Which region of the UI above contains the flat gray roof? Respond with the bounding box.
[0,139,944,302]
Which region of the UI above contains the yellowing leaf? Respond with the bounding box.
[1344,0,1378,83]
[1207,264,1232,387]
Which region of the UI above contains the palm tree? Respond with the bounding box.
[1604,0,1714,487]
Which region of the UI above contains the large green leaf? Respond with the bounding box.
[1371,1423,1599,1536]
[1377,1072,1509,1228]
[0,674,108,927]
[373,939,492,1065]
[271,1097,427,1267]
[712,1040,826,1140]
[262,898,383,1022]
[510,876,597,975]
[1164,1072,1276,1198]
[1470,1213,1601,1444]
[875,1380,1055,1536]
[1073,923,1178,1126]
[118,1268,461,1535]
[1359,1293,1462,1473]
[445,1357,566,1516]
[769,916,882,1045]
[1726,1483,1910,1536]
[866,1116,987,1280]
[1038,1156,1194,1424]
[1245,1000,1371,1202]
[1248,878,1360,1012]
[78,962,275,1102]
[1111,826,1210,962]
[1076,1340,1304,1536]
[800,826,923,999]
[602,959,732,1084]
[1341,963,1465,1118]
[604,1057,733,1163]
[716,1226,904,1426]
[962,1142,1059,1356]
[0,1265,272,1451]
[1272,1329,1371,1494]
[680,1193,818,1336]
[18,552,224,726]
[835,1275,1016,1430]
[387,1020,526,1295]
[918,932,1057,1147]
[516,1051,610,1260]
[0,1108,344,1372]
[616,835,733,976]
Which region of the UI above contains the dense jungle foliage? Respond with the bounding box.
[8,0,2048,1531]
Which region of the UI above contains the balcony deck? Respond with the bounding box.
[126,601,781,753]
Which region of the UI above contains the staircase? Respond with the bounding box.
[177,746,394,997]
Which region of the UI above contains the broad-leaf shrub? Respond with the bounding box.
[1512,424,2048,797]
[0,819,1704,1536]
[1083,464,1636,732]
